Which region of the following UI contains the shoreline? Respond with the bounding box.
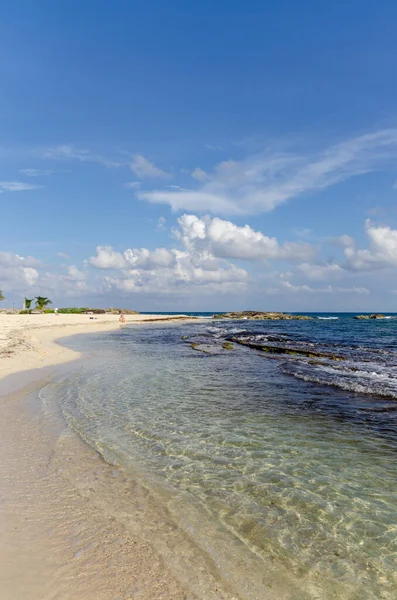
[0,313,232,600]
[0,313,198,391]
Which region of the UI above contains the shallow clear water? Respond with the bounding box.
[41,317,397,599]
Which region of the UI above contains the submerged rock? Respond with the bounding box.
[230,338,345,361]
[212,311,312,320]
[190,343,223,354]
[222,342,234,350]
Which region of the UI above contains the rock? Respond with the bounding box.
[212,311,312,321]
[354,313,385,320]
[230,338,345,361]
[222,342,234,350]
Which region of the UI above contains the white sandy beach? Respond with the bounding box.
[0,312,194,380]
[0,313,234,600]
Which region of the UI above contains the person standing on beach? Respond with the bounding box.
[119,314,126,323]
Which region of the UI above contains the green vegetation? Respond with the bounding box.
[57,307,89,314]
[0,290,4,301]
[24,297,34,313]
[35,296,52,311]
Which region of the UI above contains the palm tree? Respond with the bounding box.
[35,296,52,311]
[0,290,4,301]
[24,297,34,312]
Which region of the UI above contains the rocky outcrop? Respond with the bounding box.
[354,314,385,320]
[228,338,345,361]
[212,311,312,320]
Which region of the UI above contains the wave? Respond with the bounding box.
[283,360,397,399]
[317,316,339,320]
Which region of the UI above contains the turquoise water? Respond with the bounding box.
[40,318,397,599]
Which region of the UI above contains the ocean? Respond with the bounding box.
[39,313,397,599]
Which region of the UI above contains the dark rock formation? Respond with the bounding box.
[229,338,345,361]
[212,311,312,320]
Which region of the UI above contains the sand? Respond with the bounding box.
[0,312,195,381]
[0,313,236,600]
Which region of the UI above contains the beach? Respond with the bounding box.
[0,313,231,600]
[1,313,397,599]
[0,312,196,384]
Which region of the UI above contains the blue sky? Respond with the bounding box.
[1,0,397,311]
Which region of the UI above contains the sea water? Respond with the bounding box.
[39,315,397,599]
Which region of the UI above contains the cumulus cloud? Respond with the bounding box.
[344,220,397,270]
[39,266,89,295]
[66,265,86,281]
[176,214,316,262]
[88,246,127,269]
[0,252,40,291]
[130,155,170,180]
[87,214,319,296]
[0,181,42,192]
[124,247,176,269]
[88,215,255,295]
[140,128,397,215]
[0,252,42,268]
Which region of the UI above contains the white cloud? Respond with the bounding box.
[297,262,344,280]
[0,181,42,192]
[191,168,210,182]
[43,145,122,168]
[0,252,40,291]
[88,246,127,269]
[66,265,86,281]
[19,169,54,177]
[125,181,141,189]
[344,220,397,270]
[177,214,316,262]
[39,266,89,295]
[87,214,318,297]
[156,216,166,231]
[141,189,239,214]
[0,252,42,268]
[140,128,397,215]
[281,281,369,294]
[130,155,170,180]
[103,259,248,295]
[329,234,356,248]
[57,252,69,259]
[124,247,176,269]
